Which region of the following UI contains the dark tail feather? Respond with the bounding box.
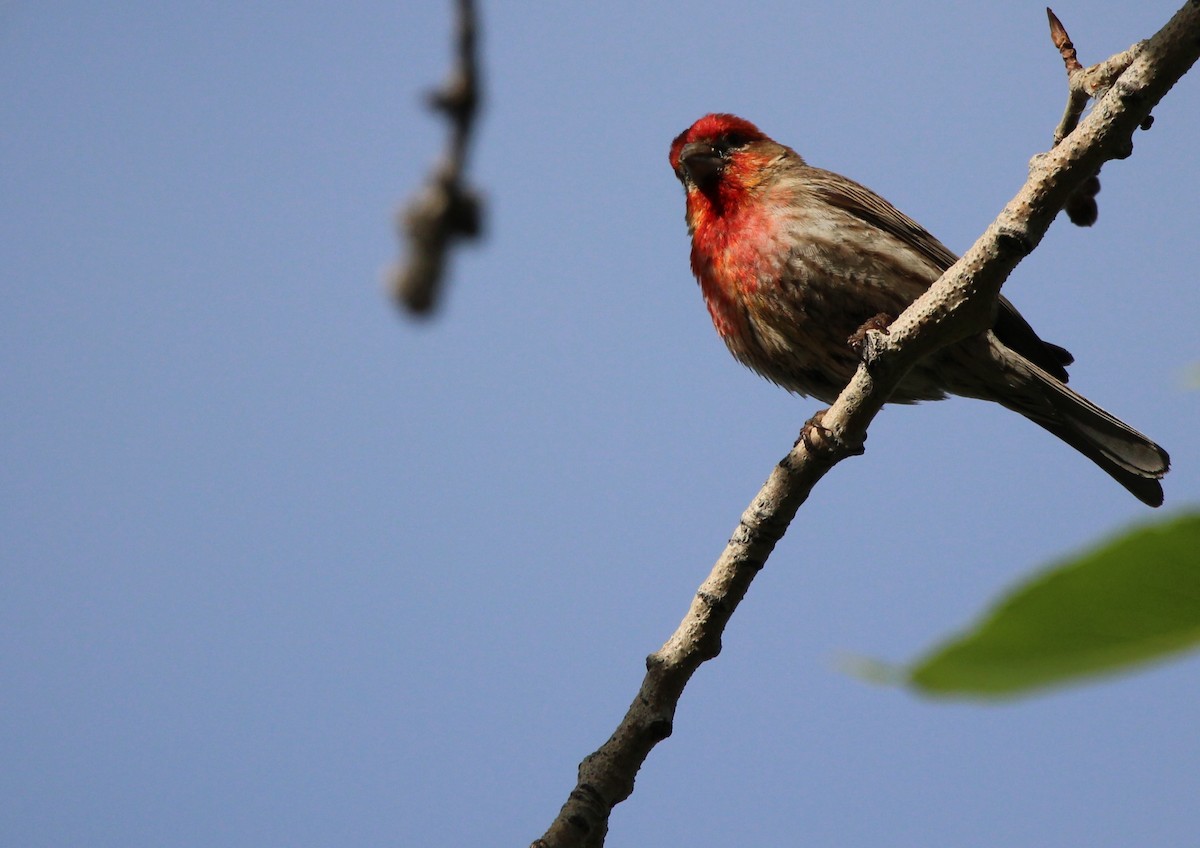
[1003,362,1170,507]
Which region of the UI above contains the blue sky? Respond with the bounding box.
[3,3,1198,846]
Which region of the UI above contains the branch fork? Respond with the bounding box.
[1047,7,1158,224]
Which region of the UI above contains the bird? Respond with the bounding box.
[669,112,1169,506]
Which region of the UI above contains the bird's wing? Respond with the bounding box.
[809,168,1073,382]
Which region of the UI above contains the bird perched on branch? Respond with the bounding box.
[669,113,1169,506]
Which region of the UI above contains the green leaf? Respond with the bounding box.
[908,511,1200,699]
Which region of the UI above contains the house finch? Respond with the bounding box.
[670,113,1170,506]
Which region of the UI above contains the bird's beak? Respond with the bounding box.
[678,142,724,190]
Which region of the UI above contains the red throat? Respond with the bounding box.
[687,188,778,340]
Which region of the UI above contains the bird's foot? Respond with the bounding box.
[847,312,894,355]
[796,410,865,457]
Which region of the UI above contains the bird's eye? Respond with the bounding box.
[720,132,747,151]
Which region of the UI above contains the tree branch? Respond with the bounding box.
[390,0,483,317]
[532,4,1199,846]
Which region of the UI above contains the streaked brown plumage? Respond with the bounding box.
[670,113,1169,506]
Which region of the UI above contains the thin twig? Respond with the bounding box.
[390,0,483,316]
[1047,7,1149,225]
[532,3,1200,845]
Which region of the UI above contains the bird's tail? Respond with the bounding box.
[1001,361,1170,507]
